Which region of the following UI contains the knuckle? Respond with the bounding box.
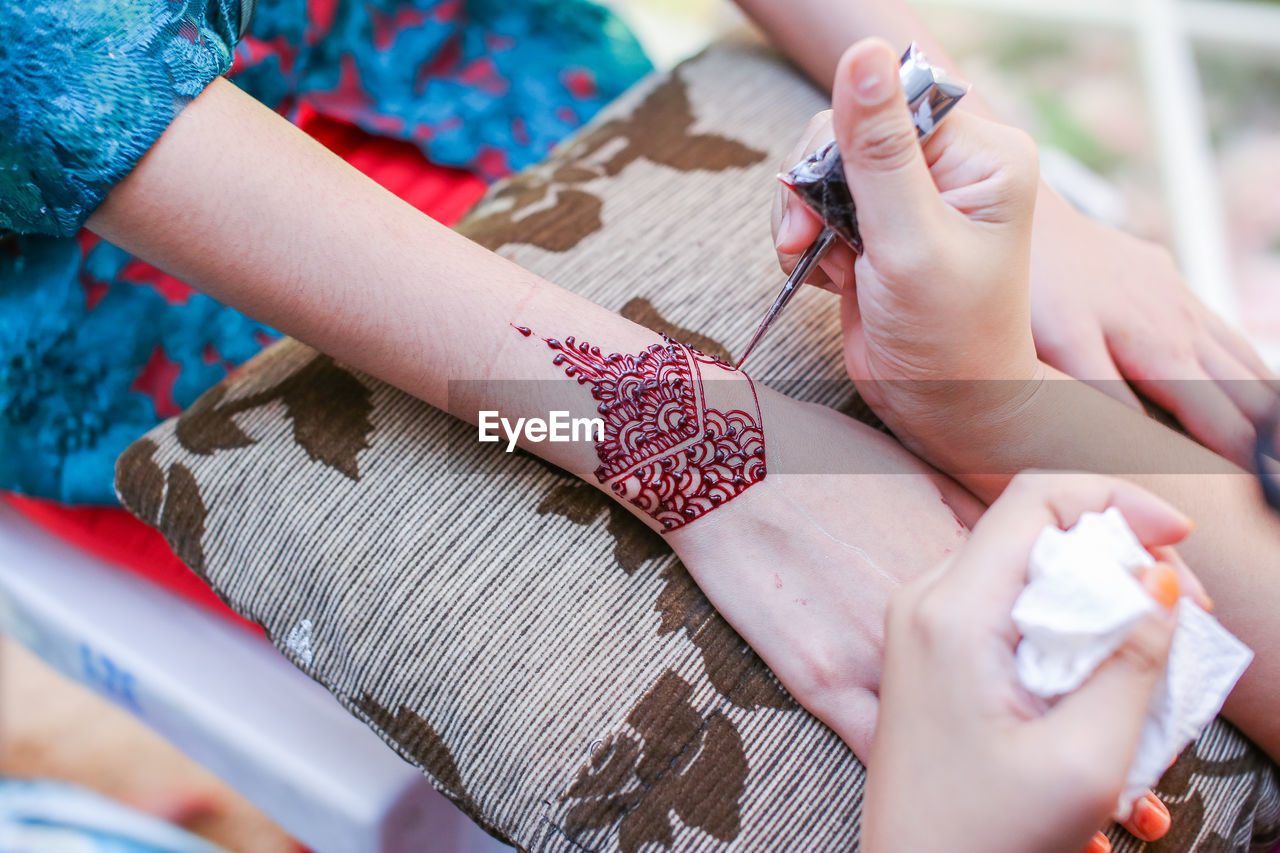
[991,126,1041,197]
[1149,244,1177,270]
[1144,243,1185,283]
[854,119,920,171]
[1007,127,1040,177]
[1006,470,1050,500]
[907,587,959,645]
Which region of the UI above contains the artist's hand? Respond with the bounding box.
[1028,193,1274,468]
[774,37,1043,458]
[774,45,1274,469]
[862,472,1190,853]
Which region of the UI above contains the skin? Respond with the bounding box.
[91,66,1175,851]
[87,77,981,762]
[812,37,1280,848]
[73,4,1257,844]
[524,331,768,531]
[745,0,1276,466]
[865,472,1189,853]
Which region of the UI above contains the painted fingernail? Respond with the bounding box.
[1085,831,1112,853]
[1143,563,1181,609]
[1132,793,1171,840]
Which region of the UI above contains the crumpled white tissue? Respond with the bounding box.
[1012,507,1253,819]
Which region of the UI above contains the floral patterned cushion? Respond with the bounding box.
[116,39,1280,852]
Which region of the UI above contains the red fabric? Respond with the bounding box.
[6,116,487,632]
[299,109,488,221]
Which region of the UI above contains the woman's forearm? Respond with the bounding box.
[733,0,1000,119]
[923,367,1280,759]
[86,78,972,534]
[89,79,664,497]
[87,79,609,393]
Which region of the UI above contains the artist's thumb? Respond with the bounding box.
[832,38,941,249]
[1043,565,1179,787]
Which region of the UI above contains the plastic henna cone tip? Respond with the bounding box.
[735,42,968,371]
[734,228,838,370]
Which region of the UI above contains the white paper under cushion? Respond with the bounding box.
[1012,507,1253,818]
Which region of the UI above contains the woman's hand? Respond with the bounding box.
[1028,194,1275,468]
[773,39,1274,468]
[862,472,1192,853]
[666,382,983,760]
[774,38,1044,458]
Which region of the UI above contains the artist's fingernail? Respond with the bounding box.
[1085,831,1112,853]
[776,206,795,250]
[1203,593,1215,612]
[1143,562,1181,609]
[1131,793,1171,840]
[851,49,893,105]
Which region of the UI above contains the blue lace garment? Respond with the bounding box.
[0,0,650,503]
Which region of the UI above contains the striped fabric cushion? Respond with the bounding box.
[116,38,1280,852]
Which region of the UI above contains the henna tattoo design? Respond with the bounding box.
[518,326,766,531]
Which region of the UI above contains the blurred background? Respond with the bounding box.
[3,0,1277,851]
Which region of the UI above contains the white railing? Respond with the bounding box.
[914,0,1280,365]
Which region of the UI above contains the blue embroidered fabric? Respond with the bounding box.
[0,0,651,504]
[0,0,243,238]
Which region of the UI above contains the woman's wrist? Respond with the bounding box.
[902,359,1049,493]
[665,384,982,756]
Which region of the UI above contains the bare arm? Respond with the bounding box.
[88,78,979,758]
[919,368,1280,761]
[91,79,616,460]
[733,0,996,114]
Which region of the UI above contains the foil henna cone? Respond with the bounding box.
[524,328,766,532]
[781,43,969,255]
[735,43,966,369]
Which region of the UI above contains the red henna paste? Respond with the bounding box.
[522,328,766,531]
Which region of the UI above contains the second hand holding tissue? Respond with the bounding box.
[862,473,1233,853]
[1013,506,1252,819]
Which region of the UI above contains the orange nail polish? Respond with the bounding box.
[1132,794,1172,840]
[1143,563,1181,609]
[1085,831,1112,853]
